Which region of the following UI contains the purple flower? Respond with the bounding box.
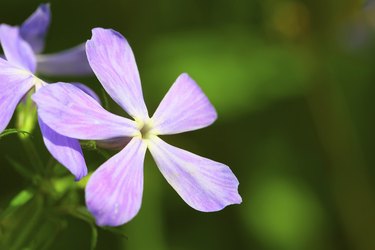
[14,3,92,76]
[33,28,242,226]
[0,4,91,179]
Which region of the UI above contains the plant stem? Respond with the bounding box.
[20,136,44,174]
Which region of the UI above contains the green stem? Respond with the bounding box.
[20,136,44,174]
[9,194,44,250]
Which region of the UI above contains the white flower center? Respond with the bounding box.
[136,119,155,140]
[33,76,46,91]
[16,69,46,91]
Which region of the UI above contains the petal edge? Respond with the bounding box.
[86,138,147,226]
[20,3,51,53]
[86,28,148,119]
[148,136,242,212]
[32,82,138,141]
[39,117,87,180]
[151,73,217,135]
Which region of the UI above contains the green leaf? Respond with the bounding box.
[0,129,31,139]
[10,190,34,207]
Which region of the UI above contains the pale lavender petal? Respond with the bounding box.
[151,73,217,135]
[86,138,147,226]
[39,117,87,180]
[148,136,242,212]
[72,83,101,104]
[86,28,148,119]
[32,82,138,141]
[20,3,51,53]
[0,58,34,132]
[0,24,36,72]
[36,44,93,76]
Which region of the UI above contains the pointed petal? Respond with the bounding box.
[0,24,36,72]
[36,44,93,76]
[0,58,34,132]
[148,136,242,212]
[86,138,147,226]
[39,117,87,180]
[151,73,217,135]
[86,28,148,119]
[32,82,138,141]
[20,3,51,53]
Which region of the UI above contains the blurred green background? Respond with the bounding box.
[1,0,375,249]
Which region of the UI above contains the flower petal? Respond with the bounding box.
[39,117,87,180]
[72,83,101,105]
[0,24,36,72]
[32,82,138,141]
[148,136,242,212]
[0,58,34,132]
[36,44,93,76]
[151,73,217,135]
[86,28,148,120]
[20,3,51,54]
[86,137,147,226]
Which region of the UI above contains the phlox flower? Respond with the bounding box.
[0,4,93,179]
[33,28,242,226]
[6,3,92,75]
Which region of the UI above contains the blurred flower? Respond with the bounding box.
[16,3,92,76]
[33,28,242,226]
[0,7,90,180]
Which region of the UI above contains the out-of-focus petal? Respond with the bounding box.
[86,28,148,120]
[151,73,217,135]
[0,58,34,132]
[32,82,138,141]
[72,83,101,104]
[0,24,36,72]
[96,137,132,150]
[86,137,147,226]
[148,136,242,212]
[39,117,87,180]
[36,44,93,76]
[20,3,51,54]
